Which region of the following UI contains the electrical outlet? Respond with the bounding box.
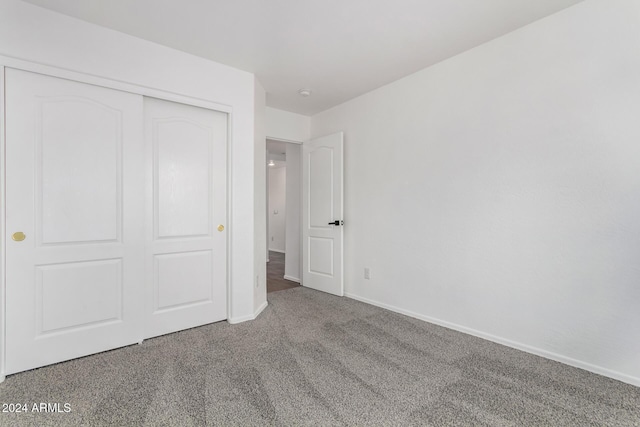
[255,275,260,288]
[364,267,371,280]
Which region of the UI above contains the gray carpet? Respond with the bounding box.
[0,287,639,426]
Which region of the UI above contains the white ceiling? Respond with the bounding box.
[22,0,583,116]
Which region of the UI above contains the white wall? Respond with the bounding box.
[268,167,287,252]
[0,0,256,325]
[284,144,301,282]
[266,107,310,142]
[311,0,640,386]
[253,78,267,315]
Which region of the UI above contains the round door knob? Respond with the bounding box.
[217,225,225,232]
[12,231,26,242]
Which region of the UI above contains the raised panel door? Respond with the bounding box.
[302,132,344,296]
[5,69,145,374]
[144,97,227,338]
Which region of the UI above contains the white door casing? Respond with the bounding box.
[144,97,228,339]
[302,132,344,296]
[5,69,146,374]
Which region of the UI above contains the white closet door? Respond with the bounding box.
[144,97,227,338]
[5,69,145,375]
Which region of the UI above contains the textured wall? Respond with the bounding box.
[311,0,640,385]
[285,143,302,281]
[254,78,267,314]
[266,107,310,143]
[0,0,257,326]
[268,167,287,253]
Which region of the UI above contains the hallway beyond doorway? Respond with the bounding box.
[267,251,300,293]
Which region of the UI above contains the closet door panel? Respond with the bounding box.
[144,97,227,339]
[5,69,145,375]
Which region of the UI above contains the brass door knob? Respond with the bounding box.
[217,225,225,232]
[12,231,26,242]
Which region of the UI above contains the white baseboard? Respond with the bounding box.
[227,314,254,324]
[254,300,268,317]
[283,275,300,283]
[344,292,640,388]
[268,248,285,254]
[227,301,269,324]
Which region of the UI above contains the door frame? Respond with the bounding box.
[0,56,233,382]
[1,65,6,382]
[265,137,304,286]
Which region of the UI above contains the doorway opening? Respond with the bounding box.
[266,139,302,293]
[266,251,299,293]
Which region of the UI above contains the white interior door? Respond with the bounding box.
[4,69,145,374]
[302,132,344,296]
[144,97,227,339]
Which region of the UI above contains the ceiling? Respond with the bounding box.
[22,0,583,116]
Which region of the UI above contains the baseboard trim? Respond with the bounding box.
[283,275,300,283]
[254,300,269,318]
[227,301,269,325]
[344,292,640,388]
[227,315,253,324]
[268,248,285,254]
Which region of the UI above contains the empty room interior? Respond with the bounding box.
[0,0,639,425]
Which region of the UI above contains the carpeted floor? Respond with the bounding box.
[0,287,639,426]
